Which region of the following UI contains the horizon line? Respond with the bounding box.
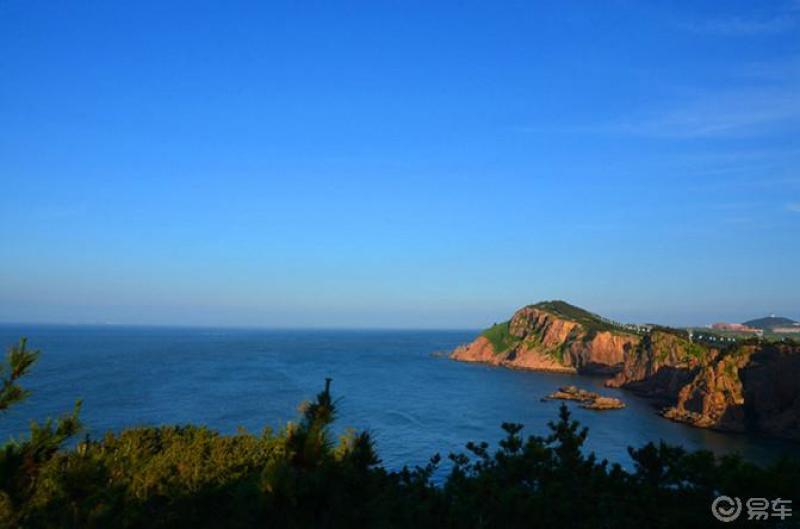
[0,320,482,333]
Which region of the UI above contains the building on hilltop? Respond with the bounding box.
[711,322,759,333]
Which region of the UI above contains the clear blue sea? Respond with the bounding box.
[0,324,797,471]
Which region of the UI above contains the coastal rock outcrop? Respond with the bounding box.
[659,343,800,440]
[608,332,800,440]
[451,301,640,375]
[452,300,800,441]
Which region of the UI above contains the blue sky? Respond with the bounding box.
[1,0,798,328]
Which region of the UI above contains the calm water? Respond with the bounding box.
[1,324,797,471]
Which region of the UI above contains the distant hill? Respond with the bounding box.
[743,315,798,330]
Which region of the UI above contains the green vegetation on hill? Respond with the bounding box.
[683,341,708,361]
[744,315,798,330]
[645,329,713,364]
[649,325,692,340]
[531,300,631,335]
[481,320,520,353]
[2,338,799,529]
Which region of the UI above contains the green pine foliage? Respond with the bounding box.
[0,338,40,412]
[1,338,798,528]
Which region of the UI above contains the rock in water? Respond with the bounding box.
[582,396,625,410]
[545,385,625,411]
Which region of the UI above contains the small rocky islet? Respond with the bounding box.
[543,385,626,410]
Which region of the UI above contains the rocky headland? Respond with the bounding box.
[451,301,800,441]
[451,301,640,375]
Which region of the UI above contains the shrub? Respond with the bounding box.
[1,338,798,528]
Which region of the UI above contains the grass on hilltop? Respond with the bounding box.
[532,300,632,335]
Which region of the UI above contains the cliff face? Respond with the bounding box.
[606,330,706,400]
[610,336,800,440]
[451,304,639,374]
[660,348,749,432]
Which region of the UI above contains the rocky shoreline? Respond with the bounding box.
[451,301,800,441]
